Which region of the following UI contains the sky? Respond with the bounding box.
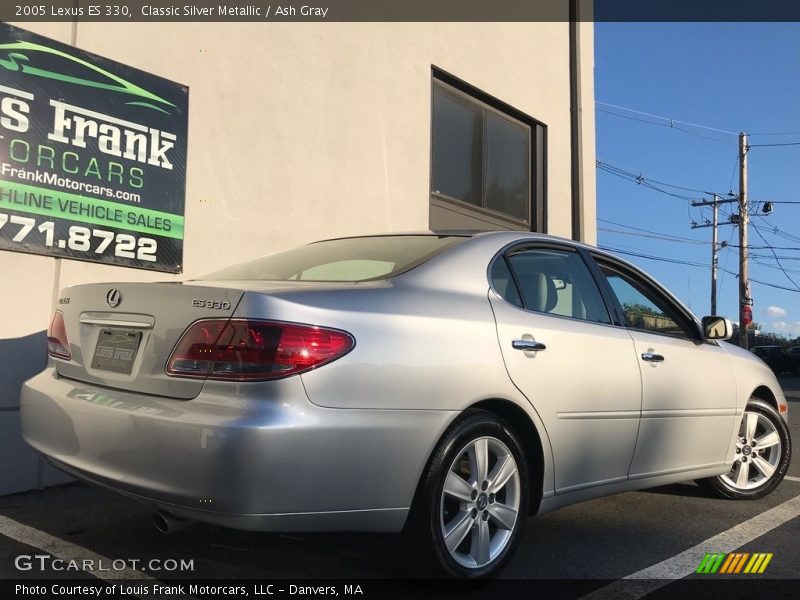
[595,22,800,338]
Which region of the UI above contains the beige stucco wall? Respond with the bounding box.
[1,21,595,339]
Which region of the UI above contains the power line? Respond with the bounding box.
[596,160,728,202]
[595,102,738,135]
[752,259,800,276]
[598,165,696,201]
[597,107,739,146]
[598,218,709,243]
[750,253,800,259]
[753,215,800,243]
[718,227,737,298]
[600,245,800,293]
[597,160,731,198]
[596,102,800,143]
[598,218,686,238]
[600,246,710,268]
[750,221,800,291]
[749,130,800,136]
[598,163,800,253]
[599,227,709,245]
[596,108,738,146]
[729,245,800,252]
[749,133,800,137]
[749,141,800,148]
[727,152,739,195]
[596,149,800,298]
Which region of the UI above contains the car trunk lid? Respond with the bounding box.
[54,281,244,399]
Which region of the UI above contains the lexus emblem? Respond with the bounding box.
[106,289,122,308]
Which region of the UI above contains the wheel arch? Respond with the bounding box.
[468,399,545,516]
[405,398,547,533]
[751,385,778,411]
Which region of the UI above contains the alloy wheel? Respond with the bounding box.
[439,436,521,569]
[721,410,783,490]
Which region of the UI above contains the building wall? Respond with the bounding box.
[0,21,595,494]
[1,22,74,495]
[577,18,598,246]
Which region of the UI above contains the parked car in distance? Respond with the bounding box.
[750,345,799,375]
[788,346,800,359]
[20,232,792,578]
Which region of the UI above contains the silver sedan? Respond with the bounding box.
[20,232,792,577]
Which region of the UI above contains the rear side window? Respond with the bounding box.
[199,236,467,282]
[489,258,523,307]
[493,247,611,324]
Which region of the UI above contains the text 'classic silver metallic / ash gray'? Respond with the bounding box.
[20,232,791,577]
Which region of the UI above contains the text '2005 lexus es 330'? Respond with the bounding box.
[21,232,791,577]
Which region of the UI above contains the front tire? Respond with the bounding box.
[699,400,791,500]
[411,411,530,578]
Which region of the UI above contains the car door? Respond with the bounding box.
[591,255,738,479]
[489,244,643,494]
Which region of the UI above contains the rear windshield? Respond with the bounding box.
[198,235,468,282]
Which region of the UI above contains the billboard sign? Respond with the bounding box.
[0,23,188,273]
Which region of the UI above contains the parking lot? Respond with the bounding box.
[2,379,799,596]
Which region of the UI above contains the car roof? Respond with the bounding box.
[309,230,672,279]
[315,230,590,246]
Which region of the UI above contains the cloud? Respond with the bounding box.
[771,321,800,336]
[765,305,787,318]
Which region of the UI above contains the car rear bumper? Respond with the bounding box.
[20,367,455,532]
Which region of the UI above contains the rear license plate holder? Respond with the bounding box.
[91,329,142,375]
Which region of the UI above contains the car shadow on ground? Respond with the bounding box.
[639,482,711,499]
[165,524,419,578]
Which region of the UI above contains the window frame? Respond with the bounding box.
[430,68,546,232]
[589,252,705,343]
[488,241,615,327]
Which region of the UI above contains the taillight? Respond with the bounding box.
[166,319,354,381]
[47,310,71,359]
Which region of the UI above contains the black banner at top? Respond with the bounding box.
[4,0,800,22]
[0,23,188,273]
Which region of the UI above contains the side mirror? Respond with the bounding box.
[702,316,733,341]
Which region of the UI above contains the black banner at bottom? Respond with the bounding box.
[4,578,800,600]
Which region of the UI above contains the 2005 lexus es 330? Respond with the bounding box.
[21,232,791,577]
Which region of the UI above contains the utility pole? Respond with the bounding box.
[691,193,736,315]
[711,195,719,315]
[738,132,751,349]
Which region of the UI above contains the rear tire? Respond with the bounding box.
[699,400,791,500]
[409,411,530,578]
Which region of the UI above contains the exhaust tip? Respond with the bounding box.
[152,510,195,534]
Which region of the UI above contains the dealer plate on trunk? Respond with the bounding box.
[91,329,142,375]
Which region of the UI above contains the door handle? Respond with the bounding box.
[512,339,547,351]
[641,352,665,362]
